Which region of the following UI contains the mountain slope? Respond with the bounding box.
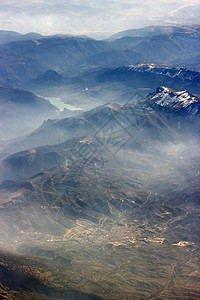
[0,86,200,299]
[0,250,101,299]
[109,24,200,40]
[0,27,199,87]
[0,36,105,86]
[0,85,57,140]
[80,49,143,69]
[1,87,199,182]
[149,86,200,110]
[98,63,200,96]
[7,86,200,152]
[133,32,200,63]
[0,124,199,299]
[0,30,44,45]
[0,30,22,44]
[18,103,122,149]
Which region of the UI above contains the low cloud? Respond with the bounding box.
[0,0,199,38]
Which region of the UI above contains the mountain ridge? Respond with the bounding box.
[109,24,200,40]
[0,85,58,141]
[0,27,200,87]
[1,86,199,183]
[98,63,200,96]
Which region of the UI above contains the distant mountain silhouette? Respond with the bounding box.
[0,85,57,140]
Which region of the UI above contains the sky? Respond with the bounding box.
[0,0,199,38]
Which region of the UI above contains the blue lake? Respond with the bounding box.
[39,95,83,111]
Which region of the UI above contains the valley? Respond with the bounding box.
[0,22,200,299]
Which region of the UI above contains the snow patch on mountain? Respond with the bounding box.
[118,64,200,80]
[151,86,199,109]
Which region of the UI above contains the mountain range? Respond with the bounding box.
[0,85,58,141]
[109,24,200,40]
[0,25,200,89]
[97,63,200,96]
[0,24,200,300]
[1,86,199,182]
[0,84,199,298]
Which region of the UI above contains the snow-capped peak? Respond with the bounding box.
[151,86,199,109]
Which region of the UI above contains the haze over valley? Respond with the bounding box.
[0,2,200,299]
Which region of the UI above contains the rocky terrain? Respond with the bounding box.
[0,24,200,299]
